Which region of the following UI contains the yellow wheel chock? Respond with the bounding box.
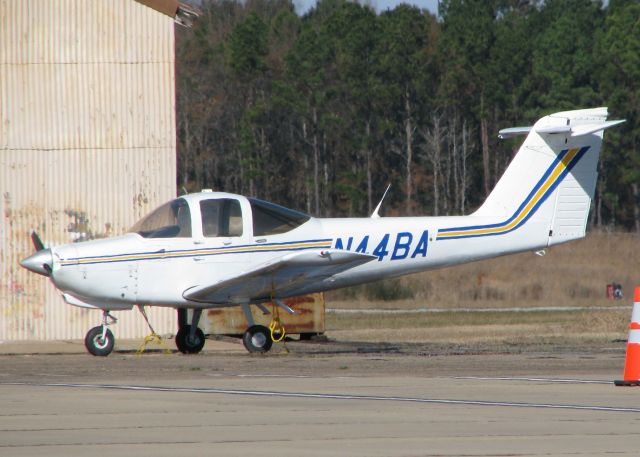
[137,332,172,355]
[136,305,172,355]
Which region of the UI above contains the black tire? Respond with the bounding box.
[175,326,206,354]
[175,330,186,353]
[85,326,114,356]
[242,325,273,353]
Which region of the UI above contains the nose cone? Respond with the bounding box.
[20,249,53,276]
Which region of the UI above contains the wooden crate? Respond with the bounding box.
[200,294,325,337]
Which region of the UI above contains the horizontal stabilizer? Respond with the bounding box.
[499,118,625,139]
[569,119,626,137]
[183,249,377,304]
[498,126,531,139]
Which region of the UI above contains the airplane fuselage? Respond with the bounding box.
[49,209,550,310]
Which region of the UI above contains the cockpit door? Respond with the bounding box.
[191,198,251,273]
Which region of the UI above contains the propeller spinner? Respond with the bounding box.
[20,231,53,277]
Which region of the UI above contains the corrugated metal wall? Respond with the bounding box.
[0,0,178,340]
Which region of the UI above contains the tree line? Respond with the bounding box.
[175,0,639,230]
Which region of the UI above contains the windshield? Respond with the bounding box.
[129,198,192,238]
[249,198,310,236]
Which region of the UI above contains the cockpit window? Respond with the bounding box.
[200,199,243,237]
[249,198,310,236]
[129,198,192,238]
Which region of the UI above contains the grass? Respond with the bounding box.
[327,231,640,310]
[325,309,629,346]
[323,232,638,348]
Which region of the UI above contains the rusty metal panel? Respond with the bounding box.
[203,294,326,336]
[1,151,177,341]
[0,0,178,341]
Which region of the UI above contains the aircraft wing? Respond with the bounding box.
[183,249,377,304]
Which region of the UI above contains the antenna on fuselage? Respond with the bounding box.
[371,184,391,219]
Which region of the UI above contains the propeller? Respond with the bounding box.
[31,231,45,252]
[20,231,53,277]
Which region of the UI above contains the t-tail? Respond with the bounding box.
[437,107,624,249]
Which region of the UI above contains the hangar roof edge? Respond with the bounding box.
[134,0,179,17]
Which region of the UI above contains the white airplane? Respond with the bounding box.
[21,107,624,356]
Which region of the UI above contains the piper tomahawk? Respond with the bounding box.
[21,107,624,355]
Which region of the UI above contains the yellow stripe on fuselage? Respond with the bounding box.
[65,240,333,266]
[439,148,578,238]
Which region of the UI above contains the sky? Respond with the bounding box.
[293,0,439,15]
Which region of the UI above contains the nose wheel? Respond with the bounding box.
[84,311,117,356]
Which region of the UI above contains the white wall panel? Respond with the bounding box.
[0,0,178,340]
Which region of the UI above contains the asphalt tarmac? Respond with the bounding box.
[0,338,638,457]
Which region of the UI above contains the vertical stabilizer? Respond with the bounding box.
[473,107,623,247]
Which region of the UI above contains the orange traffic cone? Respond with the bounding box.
[615,286,640,386]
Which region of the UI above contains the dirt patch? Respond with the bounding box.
[0,333,626,385]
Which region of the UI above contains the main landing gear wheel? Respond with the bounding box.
[85,326,115,356]
[175,326,206,354]
[243,325,273,353]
